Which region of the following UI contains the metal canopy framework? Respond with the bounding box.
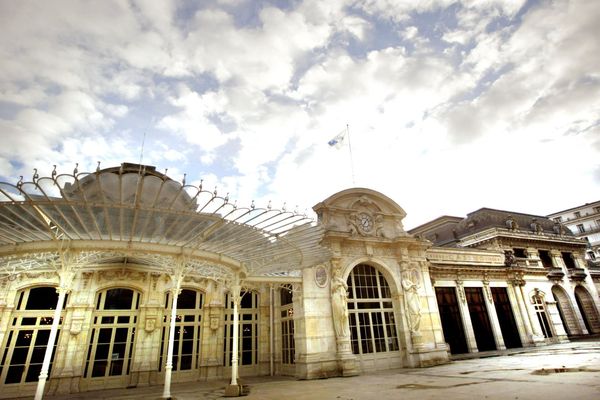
[0,163,331,281]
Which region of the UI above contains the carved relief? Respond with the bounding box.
[98,270,147,282]
[70,316,83,335]
[209,300,223,331]
[144,317,157,333]
[314,265,328,288]
[455,277,466,304]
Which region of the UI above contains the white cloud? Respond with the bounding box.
[0,0,598,229]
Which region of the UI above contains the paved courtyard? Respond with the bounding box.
[34,339,600,400]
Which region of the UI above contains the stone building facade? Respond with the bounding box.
[0,164,599,398]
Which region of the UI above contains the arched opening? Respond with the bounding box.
[574,286,600,334]
[464,287,496,351]
[491,287,522,348]
[84,288,140,389]
[347,264,399,356]
[551,286,580,336]
[0,287,67,386]
[435,287,468,354]
[224,290,259,374]
[159,289,204,379]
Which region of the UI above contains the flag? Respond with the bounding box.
[327,129,346,149]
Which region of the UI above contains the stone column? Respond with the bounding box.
[455,279,478,353]
[512,278,545,346]
[482,279,506,350]
[505,283,529,346]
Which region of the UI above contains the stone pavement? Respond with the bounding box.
[33,340,600,400]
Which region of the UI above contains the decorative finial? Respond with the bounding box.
[73,163,78,175]
[182,173,186,186]
[233,200,237,209]
[96,161,101,173]
[213,186,218,196]
[32,168,39,182]
[282,202,287,212]
[51,165,57,179]
[294,205,299,214]
[267,200,272,210]
[250,200,255,209]
[17,176,23,189]
[198,179,203,191]
[224,192,229,202]
[164,168,168,175]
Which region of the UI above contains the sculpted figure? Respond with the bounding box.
[331,269,350,338]
[402,270,421,333]
[347,213,359,236]
[504,249,517,266]
[506,216,518,230]
[530,219,543,234]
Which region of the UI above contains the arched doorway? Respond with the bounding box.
[0,287,66,388]
[574,286,600,334]
[551,286,580,336]
[346,264,400,369]
[84,288,140,390]
[159,289,204,381]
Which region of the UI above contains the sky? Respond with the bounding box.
[0,0,599,229]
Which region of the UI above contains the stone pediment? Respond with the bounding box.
[313,188,408,239]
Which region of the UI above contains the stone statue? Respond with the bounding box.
[506,216,518,230]
[530,218,543,234]
[401,269,421,333]
[504,249,517,267]
[331,269,350,338]
[553,222,566,235]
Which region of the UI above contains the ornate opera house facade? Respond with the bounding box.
[0,163,598,398]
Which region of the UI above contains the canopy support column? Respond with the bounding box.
[163,270,184,399]
[269,284,274,376]
[35,268,74,400]
[225,275,242,397]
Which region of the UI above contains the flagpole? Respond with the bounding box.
[346,124,356,186]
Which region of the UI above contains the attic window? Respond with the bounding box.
[513,248,526,258]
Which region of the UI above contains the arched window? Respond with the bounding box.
[532,292,553,338]
[84,288,139,381]
[0,287,66,385]
[159,289,204,372]
[280,284,295,365]
[347,264,399,354]
[224,291,259,367]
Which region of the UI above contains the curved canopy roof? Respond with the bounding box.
[0,163,330,282]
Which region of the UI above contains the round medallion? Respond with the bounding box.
[314,265,328,288]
